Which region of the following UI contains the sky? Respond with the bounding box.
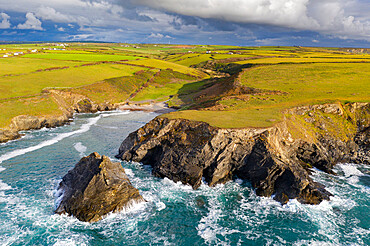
[0,0,369,47]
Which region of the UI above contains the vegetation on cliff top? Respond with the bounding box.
[0,43,369,130]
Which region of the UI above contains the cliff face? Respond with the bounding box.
[117,102,369,204]
[55,152,144,222]
[0,90,117,143]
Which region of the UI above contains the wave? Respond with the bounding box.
[0,115,101,164]
[100,110,130,118]
[73,142,87,158]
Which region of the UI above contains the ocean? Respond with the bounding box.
[0,110,369,246]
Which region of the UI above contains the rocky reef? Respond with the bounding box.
[116,102,369,204]
[55,152,144,222]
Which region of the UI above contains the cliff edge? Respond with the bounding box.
[116,102,369,204]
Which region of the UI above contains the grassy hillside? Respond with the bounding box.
[0,43,369,130]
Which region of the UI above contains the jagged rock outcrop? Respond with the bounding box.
[55,152,144,222]
[116,102,369,205]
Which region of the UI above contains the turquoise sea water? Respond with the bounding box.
[0,111,369,246]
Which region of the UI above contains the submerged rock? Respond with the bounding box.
[116,103,369,205]
[55,152,144,222]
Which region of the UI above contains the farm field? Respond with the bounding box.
[22,53,142,62]
[0,43,369,130]
[166,62,370,128]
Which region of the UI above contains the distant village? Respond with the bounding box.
[1,43,69,58]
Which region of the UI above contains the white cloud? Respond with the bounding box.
[68,34,92,40]
[17,12,43,30]
[148,33,173,39]
[149,32,164,38]
[136,0,370,40]
[0,12,11,29]
[58,27,65,31]
[36,6,71,23]
[0,0,368,42]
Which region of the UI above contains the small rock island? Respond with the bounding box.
[55,152,144,222]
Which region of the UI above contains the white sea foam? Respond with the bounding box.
[156,201,166,211]
[54,187,65,210]
[103,199,147,221]
[293,239,336,246]
[0,115,101,164]
[0,166,5,172]
[124,168,134,177]
[100,110,130,118]
[338,163,363,177]
[73,142,87,158]
[0,180,11,191]
[53,238,83,246]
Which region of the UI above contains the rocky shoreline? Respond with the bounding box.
[116,102,369,204]
[0,89,172,143]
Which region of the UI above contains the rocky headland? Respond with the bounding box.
[116,102,369,204]
[0,89,171,144]
[55,152,144,222]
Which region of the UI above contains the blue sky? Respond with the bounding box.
[0,0,369,47]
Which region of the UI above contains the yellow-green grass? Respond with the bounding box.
[172,54,251,67]
[0,57,83,76]
[41,49,95,54]
[165,107,283,128]
[165,63,370,128]
[131,69,200,102]
[132,82,188,102]
[112,46,162,55]
[234,57,370,65]
[0,64,144,99]
[239,63,370,103]
[22,53,142,62]
[70,81,132,104]
[0,95,62,128]
[127,58,204,77]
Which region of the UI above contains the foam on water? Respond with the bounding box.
[100,110,130,118]
[0,111,369,245]
[73,142,87,157]
[0,179,11,191]
[0,115,101,164]
[339,163,364,177]
[124,168,134,177]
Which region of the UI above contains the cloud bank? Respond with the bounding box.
[0,0,368,45]
[135,0,370,40]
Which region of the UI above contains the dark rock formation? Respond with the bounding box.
[55,152,144,222]
[0,113,72,143]
[116,103,369,205]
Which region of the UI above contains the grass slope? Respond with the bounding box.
[1,43,369,131]
[165,62,370,128]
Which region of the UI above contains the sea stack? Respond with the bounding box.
[55,152,144,222]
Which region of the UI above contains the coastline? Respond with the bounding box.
[0,99,175,144]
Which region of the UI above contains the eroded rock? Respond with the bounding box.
[55,152,144,222]
[116,103,369,205]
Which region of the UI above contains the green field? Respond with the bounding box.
[23,53,142,61]
[165,62,370,128]
[0,63,144,99]
[0,43,369,130]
